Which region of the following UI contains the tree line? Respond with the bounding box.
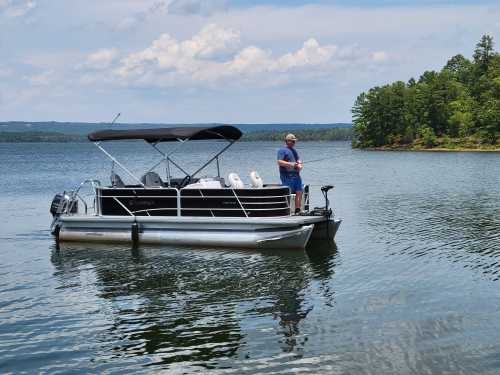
[352,35,499,149]
[0,131,84,142]
[0,128,354,142]
[241,127,352,141]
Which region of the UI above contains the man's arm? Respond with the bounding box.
[294,151,303,170]
[277,159,302,170]
[277,159,295,168]
[278,148,303,170]
[277,148,296,168]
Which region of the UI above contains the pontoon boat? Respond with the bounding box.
[50,125,340,249]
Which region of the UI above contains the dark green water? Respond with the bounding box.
[1,141,499,374]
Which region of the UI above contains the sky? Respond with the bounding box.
[0,0,499,123]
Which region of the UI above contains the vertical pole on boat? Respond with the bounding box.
[152,142,171,186]
[216,156,220,178]
[321,185,334,241]
[131,222,139,248]
[166,157,171,186]
[54,224,61,250]
[321,185,333,215]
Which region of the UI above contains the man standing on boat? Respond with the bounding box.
[277,134,303,214]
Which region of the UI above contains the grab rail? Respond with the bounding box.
[66,182,309,217]
[66,179,101,215]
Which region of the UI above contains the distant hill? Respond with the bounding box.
[0,121,352,135]
[0,125,353,143]
[0,131,84,142]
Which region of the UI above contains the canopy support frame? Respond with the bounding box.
[189,140,235,181]
[93,133,237,188]
[149,141,191,185]
[94,142,145,187]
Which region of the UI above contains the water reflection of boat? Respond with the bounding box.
[50,241,337,367]
[49,125,341,249]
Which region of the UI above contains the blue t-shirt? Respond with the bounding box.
[277,147,300,177]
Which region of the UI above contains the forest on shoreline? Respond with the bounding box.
[0,127,353,143]
[352,35,499,150]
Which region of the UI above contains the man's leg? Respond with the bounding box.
[294,176,304,213]
[295,191,303,213]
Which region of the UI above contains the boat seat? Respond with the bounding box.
[185,177,224,189]
[228,173,244,189]
[141,172,164,187]
[110,172,125,188]
[250,171,263,188]
[169,177,199,188]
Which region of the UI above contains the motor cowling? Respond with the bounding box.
[50,193,78,217]
[50,194,63,216]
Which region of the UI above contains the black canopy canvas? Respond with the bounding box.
[88,125,242,143]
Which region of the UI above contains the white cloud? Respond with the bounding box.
[82,48,119,70]
[226,46,272,75]
[1,0,498,122]
[0,0,36,18]
[371,51,388,62]
[183,23,240,58]
[115,24,241,83]
[272,38,337,72]
[111,24,370,88]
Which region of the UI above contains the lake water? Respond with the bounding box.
[0,141,499,374]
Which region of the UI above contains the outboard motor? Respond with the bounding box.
[50,192,78,217]
[50,194,63,217]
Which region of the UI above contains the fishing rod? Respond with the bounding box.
[300,157,329,164]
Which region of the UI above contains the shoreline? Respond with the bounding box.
[363,146,500,152]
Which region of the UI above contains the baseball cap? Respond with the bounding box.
[285,133,297,141]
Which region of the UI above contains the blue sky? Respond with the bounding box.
[232,0,498,5]
[0,0,498,123]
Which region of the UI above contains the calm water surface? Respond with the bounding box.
[0,141,499,374]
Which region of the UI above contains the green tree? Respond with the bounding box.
[476,98,500,144]
[473,35,495,73]
[448,96,475,137]
[351,35,499,149]
[417,126,436,148]
[443,54,472,84]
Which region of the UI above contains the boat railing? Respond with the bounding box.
[66,179,101,215]
[63,182,309,217]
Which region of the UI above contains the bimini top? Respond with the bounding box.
[88,125,242,143]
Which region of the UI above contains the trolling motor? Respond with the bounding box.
[320,185,333,218]
[321,185,333,208]
[306,185,334,218]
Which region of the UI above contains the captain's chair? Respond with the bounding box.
[249,171,263,188]
[110,172,125,188]
[141,171,164,187]
[228,173,244,189]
